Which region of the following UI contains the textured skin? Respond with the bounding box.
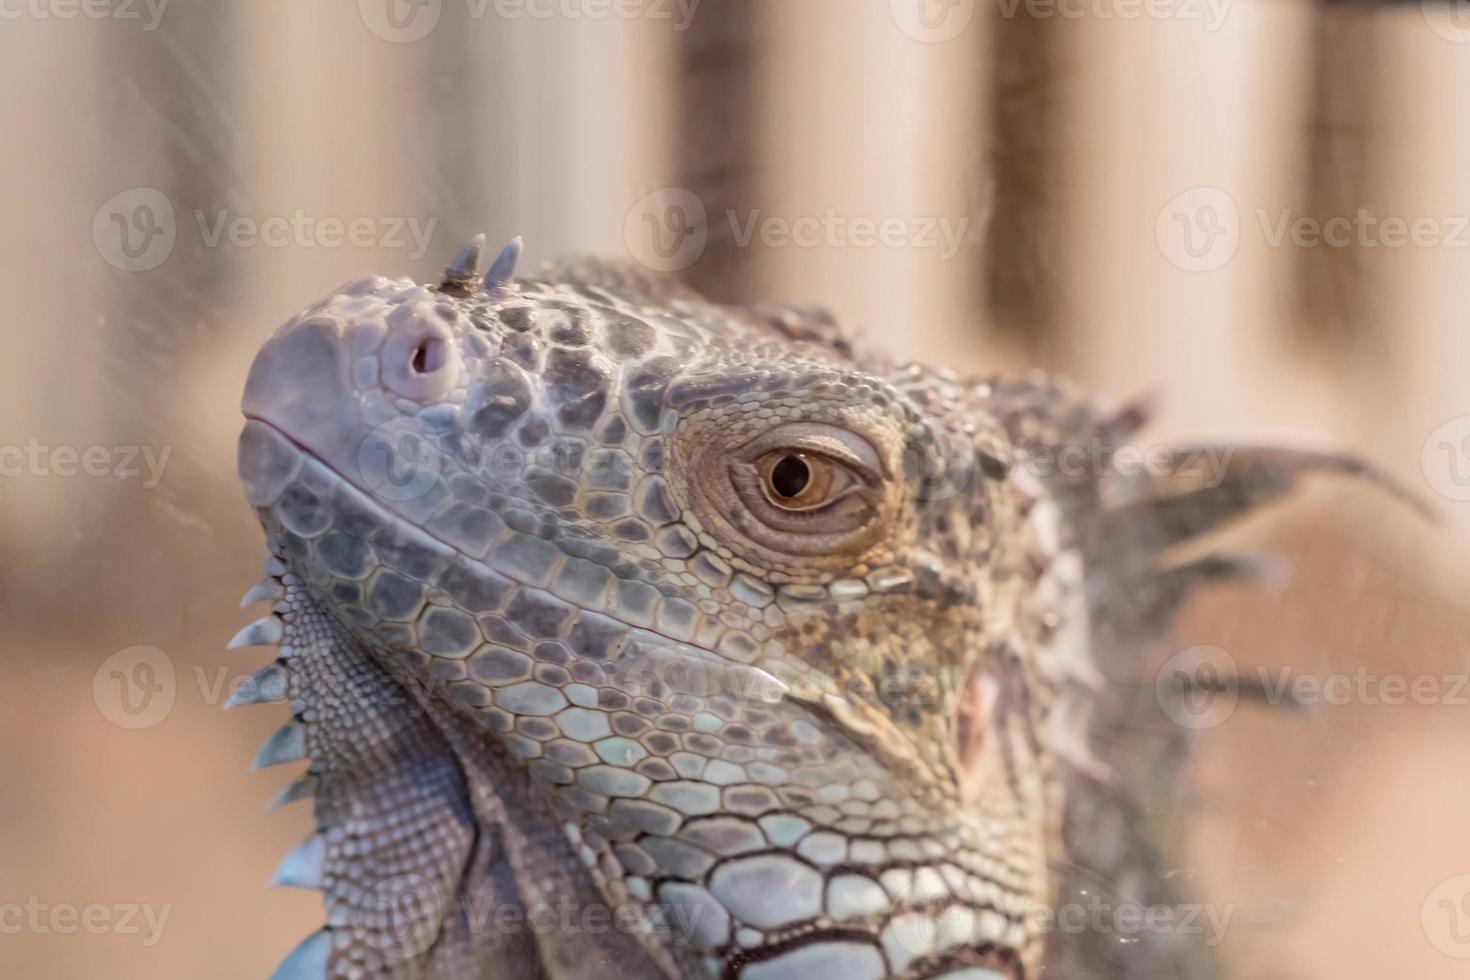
[232,241,1411,980]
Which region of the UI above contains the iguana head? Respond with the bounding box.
[236,236,1406,979]
[237,237,1054,978]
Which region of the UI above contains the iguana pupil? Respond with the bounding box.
[769,455,810,500]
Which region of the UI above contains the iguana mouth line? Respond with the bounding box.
[245,414,791,700]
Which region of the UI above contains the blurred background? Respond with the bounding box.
[0,0,1467,977]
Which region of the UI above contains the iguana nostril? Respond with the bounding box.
[409,337,444,375]
[381,314,458,402]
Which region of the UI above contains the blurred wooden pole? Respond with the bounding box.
[755,0,989,368]
[1296,3,1384,348]
[1049,4,1327,440]
[460,5,678,263]
[672,0,767,300]
[1370,10,1470,579]
[0,18,113,602]
[982,7,1066,359]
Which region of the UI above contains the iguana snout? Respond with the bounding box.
[240,275,471,506]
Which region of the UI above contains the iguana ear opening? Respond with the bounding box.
[953,659,995,780]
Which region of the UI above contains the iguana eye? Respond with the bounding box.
[673,415,898,562]
[708,423,890,557]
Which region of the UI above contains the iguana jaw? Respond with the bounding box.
[238,379,1030,980]
[238,426,1034,980]
[237,427,708,980]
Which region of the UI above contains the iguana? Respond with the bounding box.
[229,235,1417,979]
